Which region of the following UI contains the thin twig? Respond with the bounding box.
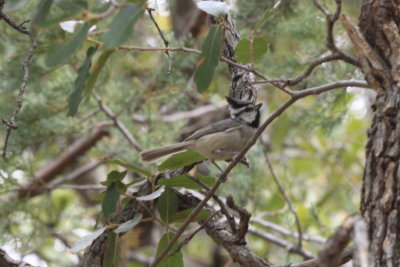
[226,195,251,244]
[0,1,36,159]
[313,0,359,67]
[146,8,172,73]
[248,225,314,259]
[93,92,142,152]
[171,211,219,255]
[188,175,237,233]
[251,217,326,244]
[263,151,303,250]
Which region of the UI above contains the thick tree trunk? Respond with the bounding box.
[358,1,400,266]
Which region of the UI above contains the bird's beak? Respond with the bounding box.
[256,103,262,110]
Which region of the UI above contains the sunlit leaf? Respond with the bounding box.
[235,39,251,63]
[252,37,268,61]
[70,227,106,253]
[158,187,178,224]
[194,25,223,92]
[67,46,97,117]
[102,183,120,219]
[114,213,142,233]
[109,159,151,177]
[46,23,90,67]
[102,4,144,49]
[235,37,268,63]
[158,151,205,171]
[137,186,165,201]
[156,232,183,267]
[104,231,120,267]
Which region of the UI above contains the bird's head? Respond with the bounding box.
[226,96,262,128]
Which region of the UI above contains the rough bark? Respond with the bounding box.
[357,1,400,266]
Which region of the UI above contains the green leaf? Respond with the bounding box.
[85,50,115,99]
[253,9,274,32]
[92,191,106,201]
[136,186,165,201]
[4,0,30,12]
[46,23,91,68]
[157,187,179,224]
[121,196,131,206]
[70,227,106,253]
[158,151,205,171]
[157,174,215,190]
[235,37,268,63]
[104,231,121,267]
[114,213,143,233]
[36,0,88,28]
[156,233,184,267]
[170,208,211,223]
[116,182,128,194]
[102,183,120,219]
[102,4,144,49]
[31,0,54,31]
[67,46,97,117]
[109,159,151,177]
[252,37,269,62]
[194,25,223,92]
[108,170,128,183]
[235,39,251,63]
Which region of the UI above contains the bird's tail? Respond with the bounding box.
[140,142,191,162]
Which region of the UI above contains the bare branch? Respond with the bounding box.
[47,160,104,189]
[0,1,36,159]
[171,211,219,255]
[188,175,237,233]
[93,93,142,152]
[132,102,227,124]
[226,195,250,244]
[248,226,314,259]
[313,0,359,66]
[263,150,304,252]
[146,8,172,73]
[17,125,110,199]
[251,217,326,244]
[290,246,353,267]
[317,216,356,267]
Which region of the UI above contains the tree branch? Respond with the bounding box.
[93,93,142,152]
[0,0,36,159]
[264,151,304,253]
[17,124,110,198]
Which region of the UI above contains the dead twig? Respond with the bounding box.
[147,8,172,73]
[0,0,37,159]
[263,150,304,252]
[226,195,250,245]
[93,93,142,152]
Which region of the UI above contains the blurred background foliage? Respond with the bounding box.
[0,0,368,266]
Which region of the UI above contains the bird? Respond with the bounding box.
[140,96,262,163]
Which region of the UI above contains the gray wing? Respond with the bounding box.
[184,118,242,141]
